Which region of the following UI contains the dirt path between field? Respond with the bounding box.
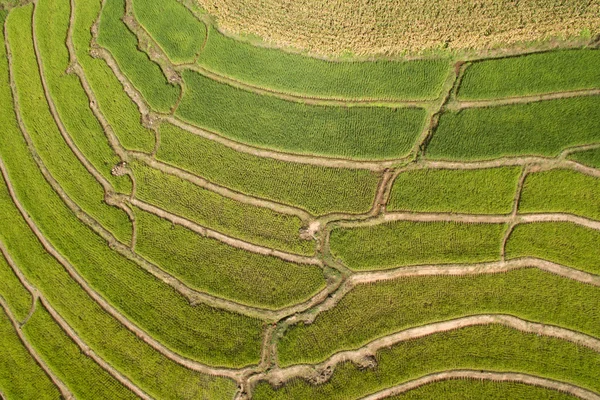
[0,243,152,400]
[449,88,600,111]
[361,370,600,400]
[245,314,600,395]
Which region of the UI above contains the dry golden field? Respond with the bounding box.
[196,0,600,56]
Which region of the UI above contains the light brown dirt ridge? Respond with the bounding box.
[0,243,152,400]
[0,297,74,400]
[361,370,600,400]
[246,315,600,393]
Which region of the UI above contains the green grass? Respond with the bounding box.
[97,0,179,112]
[0,251,32,322]
[134,208,326,309]
[388,167,521,214]
[7,4,132,244]
[387,379,577,400]
[278,268,600,365]
[0,24,263,367]
[0,307,60,400]
[256,325,600,399]
[131,160,315,255]
[427,96,600,160]
[329,221,506,270]
[73,0,155,152]
[506,222,600,275]
[22,302,137,399]
[156,122,381,215]
[35,0,131,194]
[568,148,600,169]
[519,169,600,220]
[132,0,206,63]
[198,25,450,100]
[176,70,427,159]
[459,50,600,99]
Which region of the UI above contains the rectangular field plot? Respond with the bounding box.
[0,251,32,322]
[134,208,326,309]
[22,303,138,399]
[278,268,600,365]
[386,380,577,400]
[97,0,180,112]
[519,169,600,220]
[131,160,315,255]
[427,96,600,160]
[258,325,600,400]
[506,222,600,275]
[0,308,60,400]
[459,50,600,99]
[156,122,381,215]
[176,71,427,159]
[132,0,206,63]
[198,26,450,100]
[388,167,521,214]
[329,221,506,270]
[74,0,155,152]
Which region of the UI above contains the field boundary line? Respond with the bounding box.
[0,243,153,400]
[129,151,313,220]
[450,88,600,110]
[247,314,600,393]
[129,198,320,264]
[360,370,600,400]
[0,158,244,379]
[0,297,74,400]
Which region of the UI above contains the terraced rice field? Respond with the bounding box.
[0,0,599,399]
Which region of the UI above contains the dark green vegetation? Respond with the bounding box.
[388,167,521,214]
[177,71,427,159]
[1,0,599,398]
[198,26,450,100]
[330,221,506,270]
[427,96,600,160]
[459,50,600,99]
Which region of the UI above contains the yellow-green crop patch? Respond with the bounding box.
[131,160,315,255]
[330,221,506,270]
[519,169,600,221]
[256,325,600,400]
[0,307,60,400]
[506,222,600,275]
[278,268,600,365]
[134,208,326,309]
[157,122,381,215]
[176,71,427,159]
[388,167,521,214]
[0,251,32,322]
[387,379,577,400]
